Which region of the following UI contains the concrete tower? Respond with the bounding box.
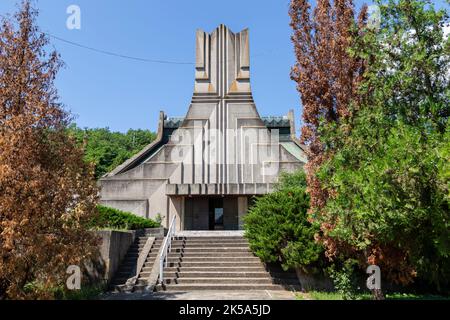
[99,25,306,231]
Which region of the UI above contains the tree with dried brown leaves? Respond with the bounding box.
[289,0,367,238]
[0,1,99,299]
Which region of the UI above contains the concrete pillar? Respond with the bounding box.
[168,196,183,232]
[237,196,248,230]
[181,196,185,231]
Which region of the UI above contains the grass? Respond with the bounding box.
[296,291,450,300]
[384,293,450,300]
[56,283,107,300]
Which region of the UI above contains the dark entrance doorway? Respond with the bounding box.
[208,198,224,230]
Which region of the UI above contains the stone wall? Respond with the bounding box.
[95,230,136,283]
[85,228,164,284]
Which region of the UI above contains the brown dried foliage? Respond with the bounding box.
[0,2,99,299]
[289,0,367,244]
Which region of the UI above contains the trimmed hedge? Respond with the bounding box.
[91,205,160,230]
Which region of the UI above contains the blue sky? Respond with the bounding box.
[0,0,448,133]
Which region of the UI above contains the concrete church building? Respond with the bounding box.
[99,25,307,231]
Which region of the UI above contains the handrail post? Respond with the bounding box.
[158,215,177,285]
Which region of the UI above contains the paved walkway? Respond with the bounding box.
[101,290,296,300]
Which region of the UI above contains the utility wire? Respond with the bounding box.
[42,32,195,65]
[1,10,267,66]
[43,32,269,66]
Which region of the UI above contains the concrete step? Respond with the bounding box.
[144,262,157,267]
[162,261,263,268]
[163,266,266,272]
[150,252,254,259]
[135,280,148,287]
[167,245,250,250]
[174,237,246,242]
[166,257,260,263]
[138,243,160,249]
[138,271,151,278]
[166,271,271,278]
[187,242,249,245]
[163,277,274,285]
[141,266,153,272]
[156,284,288,291]
[180,242,250,246]
[112,284,128,292]
[128,246,160,256]
[171,247,251,253]
[132,284,147,292]
[139,235,300,293]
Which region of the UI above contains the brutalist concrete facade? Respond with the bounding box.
[99,25,307,231]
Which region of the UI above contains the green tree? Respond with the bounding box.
[68,125,156,179]
[244,171,323,271]
[317,0,449,290]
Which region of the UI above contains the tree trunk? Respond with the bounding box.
[372,289,385,300]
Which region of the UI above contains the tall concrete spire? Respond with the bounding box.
[99,25,306,231]
[194,25,251,97]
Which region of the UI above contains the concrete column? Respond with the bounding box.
[181,196,185,231]
[237,196,248,230]
[167,196,183,231]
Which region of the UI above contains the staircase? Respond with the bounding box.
[110,234,162,292]
[156,235,300,291]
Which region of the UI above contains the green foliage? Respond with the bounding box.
[53,283,106,300]
[154,213,164,226]
[275,170,308,190]
[317,0,450,288]
[327,260,359,300]
[244,171,323,271]
[91,205,159,230]
[305,291,371,300]
[68,124,156,179]
[297,291,449,300]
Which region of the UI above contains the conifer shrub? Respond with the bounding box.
[244,171,323,271]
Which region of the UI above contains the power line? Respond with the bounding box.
[0,12,194,64]
[42,32,195,65]
[1,11,271,66]
[43,32,272,66]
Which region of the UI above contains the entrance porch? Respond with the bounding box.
[179,196,251,231]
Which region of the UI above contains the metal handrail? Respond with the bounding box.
[159,215,177,284]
